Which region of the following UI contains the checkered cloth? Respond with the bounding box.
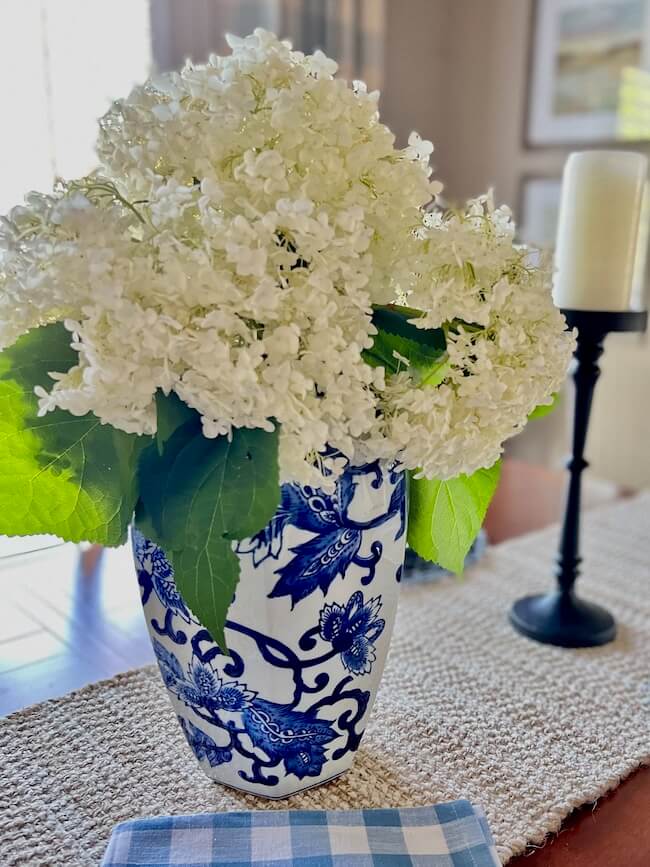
[101,802,501,866]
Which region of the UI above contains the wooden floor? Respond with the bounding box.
[0,459,647,865]
[0,542,154,717]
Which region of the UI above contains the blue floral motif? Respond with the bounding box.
[153,642,256,713]
[149,546,193,622]
[270,527,363,607]
[153,641,336,781]
[236,513,289,567]
[189,658,220,697]
[132,528,149,570]
[318,591,385,675]
[267,468,403,606]
[134,531,192,622]
[242,699,336,779]
[235,473,353,571]
[178,717,232,767]
[153,638,185,688]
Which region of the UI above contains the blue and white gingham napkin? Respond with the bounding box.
[101,802,501,866]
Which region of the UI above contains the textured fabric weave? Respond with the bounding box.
[1,494,649,866]
[101,804,500,867]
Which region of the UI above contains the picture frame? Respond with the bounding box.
[517,176,563,248]
[526,0,650,146]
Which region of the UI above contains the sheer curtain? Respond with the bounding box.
[149,0,385,90]
[0,0,151,215]
[150,0,280,70]
[279,0,385,90]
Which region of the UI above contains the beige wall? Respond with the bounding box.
[380,1,447,148]
[382,0,594,207]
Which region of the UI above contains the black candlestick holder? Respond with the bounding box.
[509,307,648,648]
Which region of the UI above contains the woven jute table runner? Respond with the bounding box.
[1,494,649,866]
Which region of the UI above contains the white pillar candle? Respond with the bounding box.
[630,182,650,311]
[553,150,648,311]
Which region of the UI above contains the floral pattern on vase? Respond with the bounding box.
[132,458,405,798]
[318,592,385,676]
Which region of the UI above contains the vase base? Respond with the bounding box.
[203,765,349,800]
[509,591,616,648]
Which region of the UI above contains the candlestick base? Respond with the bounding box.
[509,591,616,648]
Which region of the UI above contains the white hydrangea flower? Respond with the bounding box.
[0,30,574,486]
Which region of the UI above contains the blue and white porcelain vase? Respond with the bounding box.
[132,459,406,798]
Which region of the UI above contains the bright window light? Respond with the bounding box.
[0,0,151,214]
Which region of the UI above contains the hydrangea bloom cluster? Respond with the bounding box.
[0,30,573,486]
[374,196,575,477]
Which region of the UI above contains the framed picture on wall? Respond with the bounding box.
[527,0,650,146]
[518,176,563,247]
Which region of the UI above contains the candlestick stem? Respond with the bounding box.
[509,308,647,648]
[555,328,604,595]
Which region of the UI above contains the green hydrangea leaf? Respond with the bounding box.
[162,425,280,543]
[136,424,280,649]
[371,304,446,352]
[420,358,451,388]
[0,324,146,545]
[168,540,240,652]
[407,461,501,574]
[528,392,560,421]
[136,418,202,537]
[363,329,447,378]
[365,306,447,383]
[155,390,197,455]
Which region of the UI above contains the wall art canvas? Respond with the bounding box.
[528,0,650,144]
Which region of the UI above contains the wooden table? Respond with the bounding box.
[508,767,650,866]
